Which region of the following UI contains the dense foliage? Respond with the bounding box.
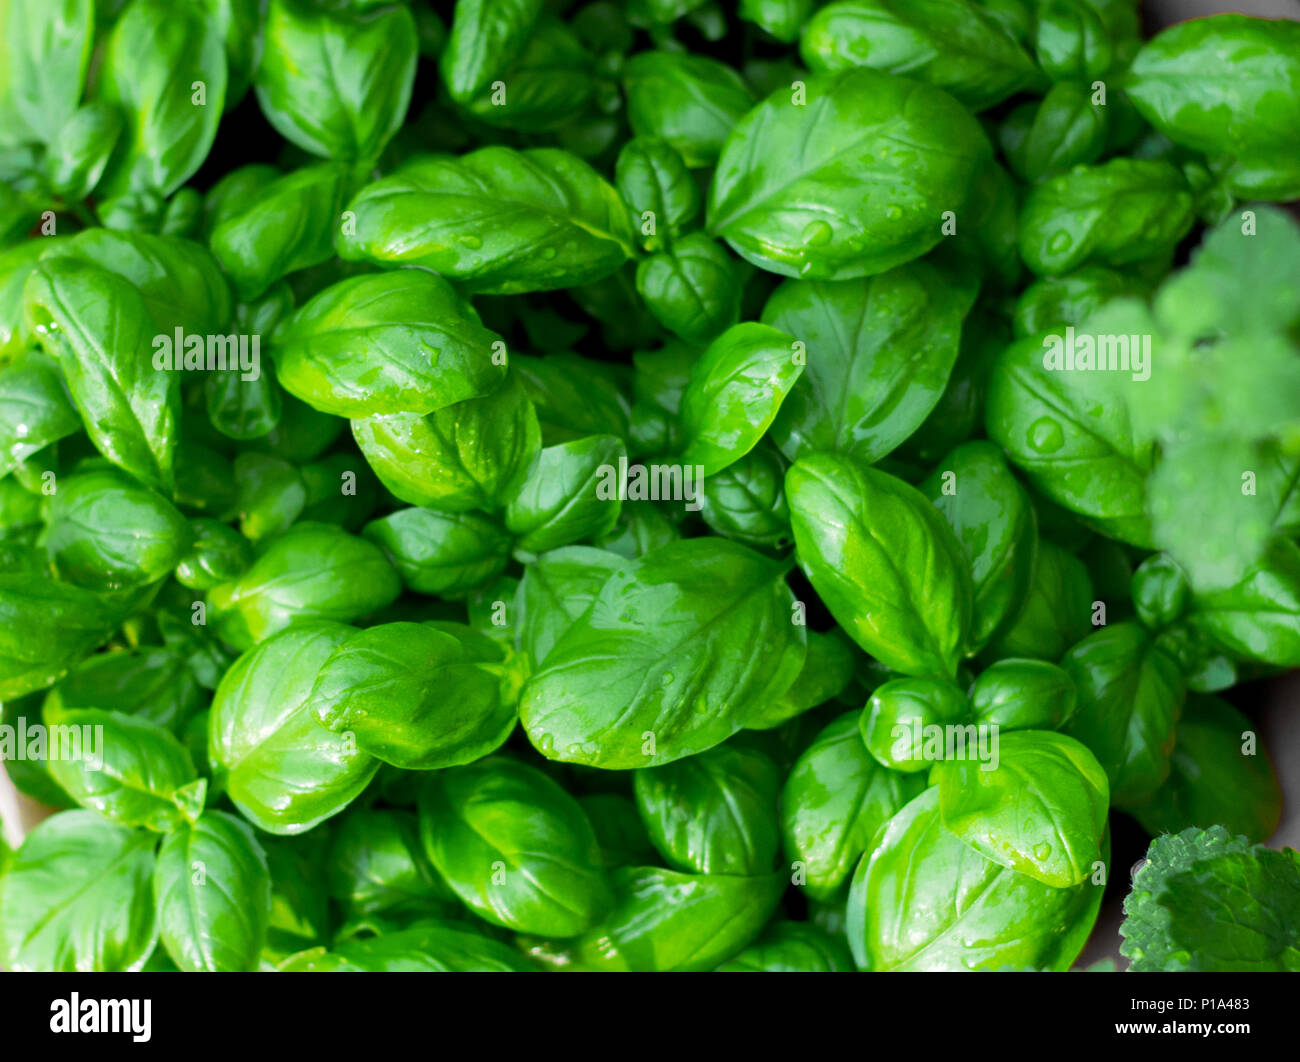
[0,0,1297,972]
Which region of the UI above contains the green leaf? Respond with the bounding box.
[44,645,203,730]
[521,538,806,768]
[363,507,512,596]
[623,50,755,168]
[985,538,1094,661]
[23,258,180,492]
[1061,621,1186,806]
[43,101,123,200]
[635,234,742,344]
[800,0,1042,111]
[698,444,791,550]
[273,270,507,419]
[0,573,115,699]
[1121,826,1300,972]
[255,0,416,161]
[762,262,969,465]
[708,69,989,280]
[513,352,633,445]
[352,372,540,513]
[634,742,782,875]
[1125,15,1300,160]
[211,162,360,301]
[209,523,401,648]
[40,227,233,335]
[615,137,700,252]
[0,810,157,972]
[1184,539,1300,669]
[1128,695,1282,845]
[97,0,228,198]
[787,453,972,678]
[527,865,785,971]
[968,658,1078,732]
[1017,159,1195,276]
[47,709,197,832]
[921,440,1037,651]
[859,677,971,772]
[337,147,636,294]
[306,621,514,770]
[326,809,453,917]
[209,622,380,834]
[934,729,1109,887]
[0,0,93,148]
[153,811,271,971]
[458,16,595,133]
[0,350,81,478]
[45,467,190,591]
[418,757,612,936]
[780,711,923,901]
[678,322,803,476]
[848,787,1105,971]
[440,0,546,102]
[985,324,1156,547]
[504,434,626,552]
[518,545,629,667]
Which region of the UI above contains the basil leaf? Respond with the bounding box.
[210,622,380,834]
[634,742,782,875]
[709,69,989,280]
[934,729,1109,887]
[678,322,803,477]
[255,0,416,162]
[0,811,158,972]
[418,757,612,936]
[848,787,1105,971]
[761,262,969,465]
[273,271,507,419]
[338,147,636,294]
[787,453,972,678]
[153,811,271,971]
[780,711,924,901]
[1062,621,1186,806]
[521,538,806,768]
[306,622,514,770]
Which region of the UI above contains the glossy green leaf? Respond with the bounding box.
[255,0,416,161]
[678,322,803,477]
[0,811,157,972]
[521,538,806,768]
[634,742,782,875]
[780,711,923,901]
[787,453,972,678]
[306,622,514,770]
[273,270,507,419]
[153,811,271,971]
[337,148,636,294]
[363,507,512,596]
[418,757,612,936]
[761,262,969,465]
[1061,621,1186,806]
[209,622,380,834]
[848,787,1105,970]
[708,69,990,280]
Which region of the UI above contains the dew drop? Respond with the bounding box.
[801,220,833,247]
[1028,416,1064,454]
